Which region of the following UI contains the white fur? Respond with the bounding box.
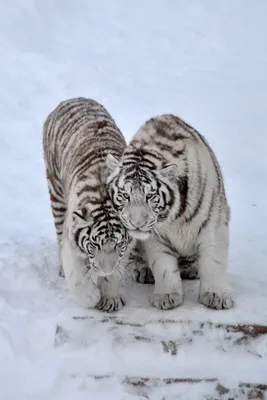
[60,193,128,309]
[143,186,233,310]
[60,229,126,310]
[142,208,232,310]
[43,98,131,312]
[96,275,125,312]
[143,237,184,309]
[108,114,233,310]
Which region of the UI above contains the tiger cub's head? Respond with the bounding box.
[71,204,134,276]
[106,151,178,241]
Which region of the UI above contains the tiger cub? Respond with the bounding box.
[43,97,136,312]
[106,114,233,311]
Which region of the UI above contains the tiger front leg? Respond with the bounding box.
[96,275,126,313]
[61,237,101,308]
[144,239,184,310]
[198,223,234,310]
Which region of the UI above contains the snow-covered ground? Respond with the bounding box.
[1,1,267,399]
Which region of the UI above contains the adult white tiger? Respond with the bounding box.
[43,97,136,312]
[107,114,234,310]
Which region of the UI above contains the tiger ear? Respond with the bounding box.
[159,164,178,180]
[106,153,119,172]
[72,207,91,227]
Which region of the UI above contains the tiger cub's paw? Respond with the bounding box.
[95,295,126,313]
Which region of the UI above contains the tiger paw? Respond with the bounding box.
[151,292,184,310]
[95,295,126,313]
[199,290,234,310]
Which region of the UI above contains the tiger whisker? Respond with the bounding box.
[81,267,93,285]
[154,227,164,241]
[116,264,135,283]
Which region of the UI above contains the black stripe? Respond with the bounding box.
[154,141,174,153]
[74,227,84,246]
[179,254,198,267]
[172,147,185,158]
[162,249,175,257]
[77,184,101,197]
[58,105,87,141]
[198,192,216,235]
[163,181,175,209]
[81,235,87,249]
[154,117,188,141]
[51,204,66,213]
[176,176,188,218]
[198,133,222,193]
[161,191,167,206]
[141,148,163,161]
[49,180,64,202]
[186,173,207,223]
[126,146,163,162]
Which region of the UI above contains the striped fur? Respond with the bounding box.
[107,114,233,310]
[43,97,136,312]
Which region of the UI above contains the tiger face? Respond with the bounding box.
[106,154,178,241]
[71,205,133,275]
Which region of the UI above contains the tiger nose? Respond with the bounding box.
[130,220,146,229]
[129,209,149,229]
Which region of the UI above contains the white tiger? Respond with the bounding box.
[43,97,136,312]
[107,114,233,310]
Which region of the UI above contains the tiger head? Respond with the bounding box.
[71,204,134,275]
[106,151,178,241]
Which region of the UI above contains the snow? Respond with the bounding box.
[1,0,267,398]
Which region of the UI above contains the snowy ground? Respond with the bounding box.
[1,1,267,399]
